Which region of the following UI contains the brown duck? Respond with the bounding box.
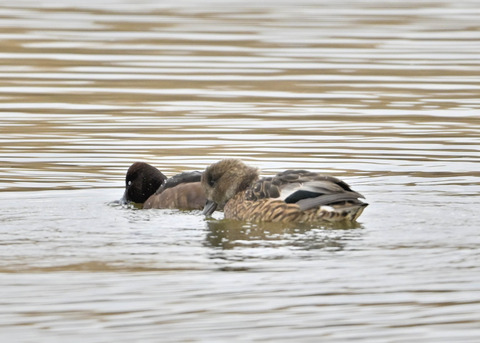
[122,162,206,210]
[202,159,367,222]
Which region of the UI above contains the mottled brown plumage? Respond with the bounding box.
[202,159,367,223]
[122,162,206,210]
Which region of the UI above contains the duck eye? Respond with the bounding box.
[208,176,216,187]
[127,180,132,186]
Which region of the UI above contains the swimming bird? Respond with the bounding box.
[122,162,206,210]
[202,159,367,222]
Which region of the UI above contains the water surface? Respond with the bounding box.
[1,0,480,342]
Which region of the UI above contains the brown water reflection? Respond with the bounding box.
[205,220,362,251]
[1,0,480,342]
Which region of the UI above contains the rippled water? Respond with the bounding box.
[1,0,480,342]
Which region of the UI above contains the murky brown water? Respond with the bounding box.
[1,0,480,341]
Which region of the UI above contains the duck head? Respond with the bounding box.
[201,159,259,215]
[122,162,167,204]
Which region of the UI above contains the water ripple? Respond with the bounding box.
[1,1,480,342]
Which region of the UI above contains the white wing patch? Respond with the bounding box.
[278,182,303,200]
[279,181,346,200]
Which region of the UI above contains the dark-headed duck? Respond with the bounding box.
[122,162,206,210]
[201,159,367,223]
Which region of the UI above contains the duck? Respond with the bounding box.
[201,159,367,223]
[122,162,206,210]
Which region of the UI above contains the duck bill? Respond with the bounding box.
[119,189,129,205]
[202,200,218,216]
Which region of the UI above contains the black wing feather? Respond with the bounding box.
[156,171,202,194]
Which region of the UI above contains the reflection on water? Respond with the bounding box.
[206,219,361,251]
[1,0,480,342]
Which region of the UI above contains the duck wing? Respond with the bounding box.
[247,170,365,211]
[156,171,202,194]
[144,171,206,210]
